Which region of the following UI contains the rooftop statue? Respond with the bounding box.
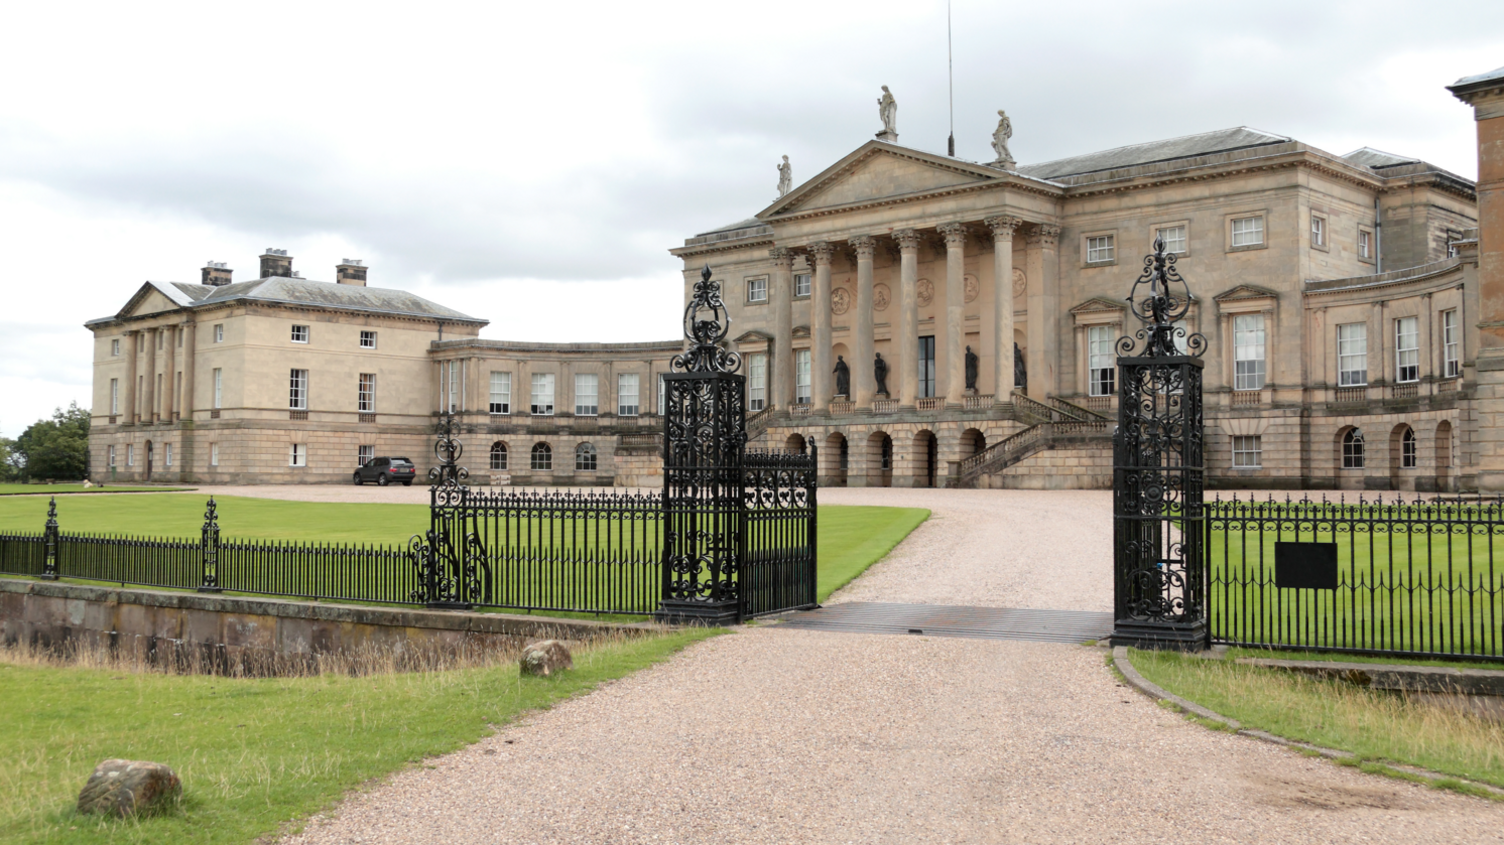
[876,85,898,142]
[991,109,1015,168]
[777,155,792,198]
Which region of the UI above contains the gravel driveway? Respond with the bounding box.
[263,486,1504,844]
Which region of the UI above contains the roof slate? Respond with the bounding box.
[89,276,485,326]
[1342,147,1420,169]
[1014,127,1291,180]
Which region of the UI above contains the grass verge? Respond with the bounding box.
[1129,647,1504,790]
[0,484,193,496]
[0,628,719,845]
[816,506,929,602]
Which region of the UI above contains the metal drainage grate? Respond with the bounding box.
[777,602,1113,644]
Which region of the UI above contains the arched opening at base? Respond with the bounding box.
[867,431,893,487]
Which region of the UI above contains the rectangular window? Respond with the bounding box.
[291,325,309,343]
[1086,235,1115,264]
[747,354,767,412]
[1232,435,1262,468]
[748,277,768,303]
[358,373,377,412]
[795,350,813,403]
[111,339,120,356]
[214,324,224,343]
[1443,310,1460,378]
[1157,225,1186,255]
[618,373,640,416]
[489,372,512,415]
[1337,323,1367,387]
[165,443,173,467]
[1233,314,1266,391]
[1311,215,1325,247]
[1396,317,1419,383]
[290,444,306,467]
[1359,230,1372,260]
[360,330,377,349]
[210,443,219,467]
[127,444,134,466]
[110,379,119,415]
[358,445,374,466]
[794,273,812,298]
[658,374,667,416]
[108,445,116,468]
[918,336,937,398]
[289,369,308,409]
[1231,216,1264,247]
[531,373,555,415]
[575,373,599,416]
[446,361,459,412]
[1088,326,1116,396]
[213,368,223,409]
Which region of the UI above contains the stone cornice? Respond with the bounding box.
[1302,258,1466,303]
[670,233,776,259]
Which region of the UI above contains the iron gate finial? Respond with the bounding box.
[673,265,741,375]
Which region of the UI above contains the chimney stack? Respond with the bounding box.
[260,248,292,279]
[336,259,368,286]
[201,261,232,286]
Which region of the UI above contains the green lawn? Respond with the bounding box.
[0,484,193,496]
[1130,647,1504,792]
[0,629,720,845]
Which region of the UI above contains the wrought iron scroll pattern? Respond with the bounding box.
[414,411,484,607]
[1119,235,1207,360]
[673,265,742,376]
[199,496,221,592]
[40,497,59,579]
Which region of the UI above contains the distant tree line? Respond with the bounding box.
[0,403,90,482]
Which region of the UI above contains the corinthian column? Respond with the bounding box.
[851,236,877,409]
[938,222,968,406]
[809,241,835,412]
[123,330,138,424]
[986,215,1023,399]
[164,325,177,421]
[770,247,794,410]
[1025,224,1062,398]
[894,229,921,408]
[181,322,197,418]
[144,327,158,422]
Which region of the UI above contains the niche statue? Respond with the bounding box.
[873,352,890,396]
[965,346,979,392]
[1014,342,1027,394]
[834,355,851,397]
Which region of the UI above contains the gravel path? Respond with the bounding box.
[260,485,1504,844]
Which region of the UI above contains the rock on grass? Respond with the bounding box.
[520,640,573,677]
[77,759,181,817]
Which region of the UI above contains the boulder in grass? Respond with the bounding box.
[77,759,181,817]
[519,640,573,677]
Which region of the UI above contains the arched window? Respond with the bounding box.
[575,442,597,472]
[1401,427,1417,469]
[490,441,508,471]
[1342,428,1365,469]
[531,442,552,471]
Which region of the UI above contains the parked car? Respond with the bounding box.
[353,456,417,486]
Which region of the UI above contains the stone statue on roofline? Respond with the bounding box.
[991,109,1015,169]
[777,155,792,198]
[876,85,898,143]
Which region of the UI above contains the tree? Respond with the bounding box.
[14,403,91,481]
[0,437,19,482]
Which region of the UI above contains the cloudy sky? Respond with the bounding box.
[1,0,1501,436]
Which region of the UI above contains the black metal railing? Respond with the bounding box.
[1208,494,1504,661]
[218,539,417,604]
[742,448,818,617]
[58,533,200,589]
[0,532,45,577]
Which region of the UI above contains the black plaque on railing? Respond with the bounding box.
[1274,541,1338,590]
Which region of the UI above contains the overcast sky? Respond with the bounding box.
[1,0,1500,437]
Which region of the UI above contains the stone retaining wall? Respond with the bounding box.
[979,442,1113,490]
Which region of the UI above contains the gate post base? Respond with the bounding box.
[655,599,740,627]
[1111,618,1208,651]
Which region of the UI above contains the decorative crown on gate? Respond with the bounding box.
[429,412,470,488]
[672,265,742,374]
[1120,235,1207,358]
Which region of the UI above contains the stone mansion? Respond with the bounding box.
[87,70,1504,491]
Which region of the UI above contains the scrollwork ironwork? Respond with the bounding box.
[1120,235,1207,359]
[673,265,742,375]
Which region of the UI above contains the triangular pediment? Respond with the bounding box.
[1069,296,1126,314]
[1213,283,1280,302]
[763,142,1005,217]
[118,282,192,320]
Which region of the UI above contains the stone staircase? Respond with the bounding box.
[958,392,1113,487]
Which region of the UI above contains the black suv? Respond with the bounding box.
[353,457,417,486]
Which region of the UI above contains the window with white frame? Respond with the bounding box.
[1311,214,1325,247]
[489,372,511,415]
[1231,216,1264,247]
[575,442,598,472]
[794,273,812,298]
[658,374,667,416]
[617,373,639,416]
[1402,428,1417,469]
[531,442,552,471]
[1443,310,1460,378]
[446,361,459,413]
[358,373,377,412]
[291,324,309,343]
[165,443,173,467]
[127,444,134,466]
[490,441,508,470]
[1337,323,1367,386]
[1234,314,1266,391]
[1232,435,1262,468]
[575,373,599,416]
[289,369,308,409]
[748,277,768,303]
[1086,235,1115,264]
[1359,229,1373,260]
[1396,317,1419,383]
[747,353,767,412]
[214,324,224,343]
[360,330,377,349]
[210,443,219,467]
[531,373,555,415]
[110,379,119,415]
[795,349,812,403]
[358,444,375,466]
[1342,428,1365,469]
[290,443,307,467]
[1088,326,1115,396]
[108,445,116,468]
[111,339,120,356]
[1157,225,1187,254]
[213,368,223,409]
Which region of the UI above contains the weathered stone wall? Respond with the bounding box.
[979,443,1113,490]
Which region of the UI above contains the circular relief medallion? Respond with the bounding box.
[917,278,934,307]
[873,283,891,311]
[1012,268,1026,298]
[831,287,851,315]
[964,274,979,303]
